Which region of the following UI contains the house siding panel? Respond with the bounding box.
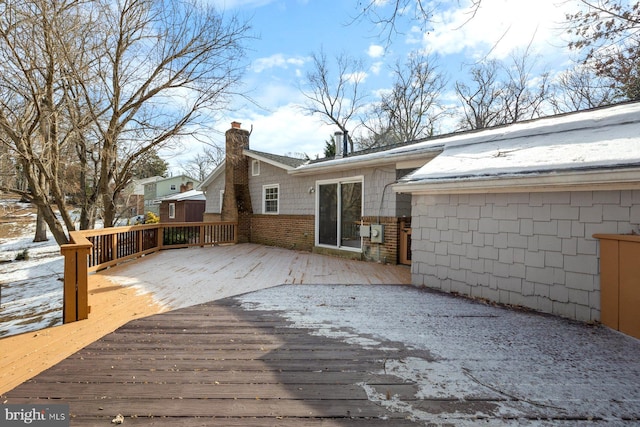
[411,189,640,323]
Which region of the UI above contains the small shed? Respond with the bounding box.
[159,190,206,223]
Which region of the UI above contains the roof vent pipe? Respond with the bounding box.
[334,131,343,158]
[343,130,349,157]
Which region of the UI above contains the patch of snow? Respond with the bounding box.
[0,222,64,337]
[238,284,640,425]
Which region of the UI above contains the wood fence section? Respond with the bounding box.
[60,222,237,323]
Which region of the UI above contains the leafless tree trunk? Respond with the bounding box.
[71,0,249,227]
[455,48,551,130]
[455,60,503,130]
[360,53,448,148]
[0,0,84,245]
[300,49,368,154]
[550,65,619,113]
[181,146,225,182]
[0,0,249,240]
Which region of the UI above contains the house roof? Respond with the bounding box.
[153,174,200,185]
[244,149,308,170]
[289,139,444,176]
[394,101,640,195]
[157,189,205,202]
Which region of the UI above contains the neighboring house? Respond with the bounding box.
[123,176,163,217]
[394,101,640,324]
[198,121,442,264]
[158,189,206,223]
[144,175,200,216]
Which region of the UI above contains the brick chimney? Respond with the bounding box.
[221,121,252,242]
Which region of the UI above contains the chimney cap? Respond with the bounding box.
[231,121,241,129]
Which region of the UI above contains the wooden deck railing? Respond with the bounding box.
[60,222,237,323]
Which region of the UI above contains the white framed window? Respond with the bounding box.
[263,184,279,214]
[168,202,176,219]
[218,190,224,213]
[252,160,260,176]
[170,184,177,191]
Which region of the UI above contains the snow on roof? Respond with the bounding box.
[399,102,640,186]
[157,189,205,202]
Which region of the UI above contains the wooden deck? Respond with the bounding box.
[4,297,425,426]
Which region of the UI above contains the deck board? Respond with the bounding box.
[3,298,427,425]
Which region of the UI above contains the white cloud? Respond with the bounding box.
[231,104,334,158]
[370,61,383,75]
[252,54,309,73]
[367,44,385,58]
[419,0,573,60]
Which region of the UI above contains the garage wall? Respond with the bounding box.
[411,190,640,322]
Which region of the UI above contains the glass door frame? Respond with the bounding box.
[314,176,364,252]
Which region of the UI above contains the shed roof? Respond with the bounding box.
[157,189,205,202]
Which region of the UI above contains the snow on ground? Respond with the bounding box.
[0,202,64,338]
[0,197,141,338]
[239,284,640,425]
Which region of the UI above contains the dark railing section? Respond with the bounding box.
[61,221,237,323]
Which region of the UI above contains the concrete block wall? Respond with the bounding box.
[411,190,640,322]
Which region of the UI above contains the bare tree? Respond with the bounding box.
[181,146,224,182]
[0,0,85,244]
[74,0,249,227]
[500,48,550,124]
[300,49,368,153]
[566,0,640,99]
[0,0,249,241]
[455,48,551,130]
[455,60,504,130]
[361,52,448,148]
[550,65,619,113]
[353,0,482,43]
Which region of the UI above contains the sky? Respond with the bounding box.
[168,0,582,174]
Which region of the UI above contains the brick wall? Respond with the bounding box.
[411,190,640,323]
[361,216,400,264]
[250,214,314,251]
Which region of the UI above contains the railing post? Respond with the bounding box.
[61,245,78,323]
[112,232,118,264]
[60,240,91,323]
[157,224,164,249]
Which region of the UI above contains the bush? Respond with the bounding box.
[144,212,160,224]
[15,248,29,261]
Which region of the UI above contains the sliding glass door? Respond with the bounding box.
[317,178,362,250]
